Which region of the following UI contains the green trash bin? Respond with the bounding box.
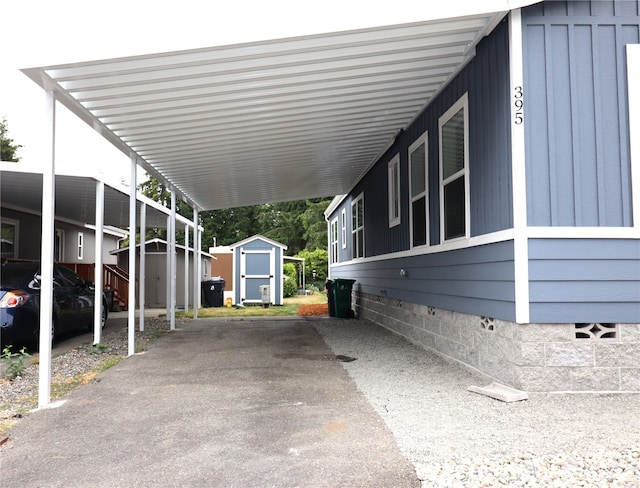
[333,278,356,318]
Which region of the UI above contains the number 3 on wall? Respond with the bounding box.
[514,86,524,125]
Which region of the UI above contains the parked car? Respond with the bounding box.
[0,262,108,348]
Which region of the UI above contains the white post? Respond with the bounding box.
[128,155,137,356]
[184,223,189,313]
[193,209,200,318]
[165,215,171,318]
[509,9,530,324]
[139,202,146,331]
[38,89,56,409]
[627,45,640,229]
[93,180,104,344]
[170,190,176,330]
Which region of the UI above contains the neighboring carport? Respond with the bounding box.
[16,4,529,407]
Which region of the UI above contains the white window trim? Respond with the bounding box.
[351,193,364,259]
[388,154,401,228]
[409,131,428,248]
[77,231,84,260]
[0,218,20,259]
[341,208,347,249]
[330,217,339,264]
[439,93,470,243]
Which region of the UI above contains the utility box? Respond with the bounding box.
[260,285,271,308]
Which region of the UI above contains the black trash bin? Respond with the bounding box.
[325,279,335,317]
[333,278,356,318]
[201,278,225,307]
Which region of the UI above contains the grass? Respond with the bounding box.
[176,292,328,319]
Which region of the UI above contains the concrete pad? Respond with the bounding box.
[0,318,418,487]
[467,382,529,402]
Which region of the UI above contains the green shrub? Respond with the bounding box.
[283,276,297,298]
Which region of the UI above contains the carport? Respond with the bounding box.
[17,3,522,407]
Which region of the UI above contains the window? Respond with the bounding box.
[351,193,364,259]
[1,220,18,259]
[409,132,428,247]
[330,218,339,264]
[77,232,84,260]
[341,208,347,249]
[439,94,469,241]
[388,155,400,227]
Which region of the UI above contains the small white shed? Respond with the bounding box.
[230,235,287,306]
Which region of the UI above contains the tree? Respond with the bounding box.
[0,117,21,162]
[297,248,328,288]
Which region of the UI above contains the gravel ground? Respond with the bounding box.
[0,317,179,428]
[3,316,639,486]
[312,318,640,487]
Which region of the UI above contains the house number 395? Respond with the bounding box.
[514,86,524,125]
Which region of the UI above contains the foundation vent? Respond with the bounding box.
[481,316,495,331]
[574,323,617,339]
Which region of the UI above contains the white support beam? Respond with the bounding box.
[139,202,146,331]
[166,214,171,318]
[170,190,177,330]
[184,224,189,313]
[627,45,640,229]
[193,209,200,318]
[38,89,56,410]
[509,9,530,324]
[128,155,137,356]
[93,180,104,344]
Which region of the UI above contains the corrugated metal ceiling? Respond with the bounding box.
[21,12,507,211]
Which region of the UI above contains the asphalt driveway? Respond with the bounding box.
[1,317,419,487]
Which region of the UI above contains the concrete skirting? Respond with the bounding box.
[356,292,640,393]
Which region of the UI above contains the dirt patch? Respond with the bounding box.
[297,303,329,316]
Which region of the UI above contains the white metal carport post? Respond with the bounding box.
[169,190,176,330]
[184,223,189,313]
[38,89,56,409]
[139,202,146,332]
[193,209,199,319]
[93,180,104,344]
[128,155,137,356]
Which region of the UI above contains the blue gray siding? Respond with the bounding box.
[522,1,640,226]
[333,240,516,321]
[529,238,640,322]
[328,19,515,320]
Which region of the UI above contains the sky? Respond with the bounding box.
[1,0,521,186]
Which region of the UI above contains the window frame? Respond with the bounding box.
[438,93,470,242]
[77,232,84,260]
[351,193,364,259]
[388,154,401,228]
[330,217,339,264]
[341,208,347,249]
[0,218,19,259]
[408,131,428,248]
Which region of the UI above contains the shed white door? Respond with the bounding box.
[240,248,275,304]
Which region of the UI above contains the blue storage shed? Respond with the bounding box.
[230,235,287,306]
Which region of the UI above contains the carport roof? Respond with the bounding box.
[0,163,192,229]
[20,5,527,211]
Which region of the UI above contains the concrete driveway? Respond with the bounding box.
[1,317,419,487]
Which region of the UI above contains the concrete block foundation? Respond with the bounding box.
[355,292,640,393]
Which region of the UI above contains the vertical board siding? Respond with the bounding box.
[327,19,514,320]
[529,238,640,322]
[522,0,640,227]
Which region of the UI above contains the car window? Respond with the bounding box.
[55,266,84,287]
